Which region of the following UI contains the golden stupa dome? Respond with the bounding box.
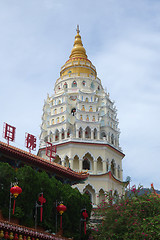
[69,25,87,59]
[60,25,97,78]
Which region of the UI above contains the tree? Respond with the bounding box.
[91,185,160,240]
[0,163,92,239]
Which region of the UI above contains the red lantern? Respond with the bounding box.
[56,204,67,231]
[38,193,46,222]
[10,185,22,214]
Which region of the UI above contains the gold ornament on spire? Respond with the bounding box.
[69,25,87,59]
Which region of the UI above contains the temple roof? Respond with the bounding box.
[0,141,88,184]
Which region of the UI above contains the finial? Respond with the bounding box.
[76,24,80,34]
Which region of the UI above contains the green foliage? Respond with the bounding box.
[91,186,160,240]
[0,162,92,239]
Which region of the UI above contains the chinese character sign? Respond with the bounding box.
[25,133,36,152]
[46,142,56,162]
[3,123,16,145]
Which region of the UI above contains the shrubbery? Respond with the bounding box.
[91,186,160,240]
[0,162,92,239]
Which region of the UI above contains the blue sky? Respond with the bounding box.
[0,0,160,189]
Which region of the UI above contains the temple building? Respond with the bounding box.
[38,26,127,206]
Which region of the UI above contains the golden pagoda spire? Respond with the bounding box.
[69,25,87,59]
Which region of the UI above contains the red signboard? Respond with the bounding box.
[3,123,16,145]
[25,133,36,152]
[46,142,56,162]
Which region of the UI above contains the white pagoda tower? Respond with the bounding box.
[38,26,126,206]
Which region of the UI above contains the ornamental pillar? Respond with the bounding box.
[93,159,97,174]
[102,160,106,173]
[82,128,85,139]
[69,158,73,169]
[59,131,62,141]
[76,129,79,138]
[61,159,65,167]
[79,159,83,171]
[91,129,94,139]
[97,130,100,140]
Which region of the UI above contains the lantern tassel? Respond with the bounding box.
[40,206,43,222]
[84,221,86,235]
[13,199,16,215]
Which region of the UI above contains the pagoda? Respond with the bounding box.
[38,26,127,206]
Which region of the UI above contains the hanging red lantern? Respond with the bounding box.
[82,210,88,235]
[10,185,22,214]
[56,204,67,231]
[38,193,46,222]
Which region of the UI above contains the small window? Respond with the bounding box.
[61,107,63,112]
[61,116,64,122]
[54,109,57,114]
[86,115,89,121]
[83,158,90,170]
[82,80,86,86]
[52,119,54,124]
[72,81,77,87]
[85,98,89,102]
[91,82,94,89]
[92,116,95,122]
[64,82,68,88]
[80,115,83,120]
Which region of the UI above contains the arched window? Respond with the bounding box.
[55,130,59,141]
[111,159,115,176]
[98,85,100,90]
[85,97,89,102]
[52,119,54,124]
[58,100,61,104]
[82,80,86,86]
[85,127,91,138]
[91,82,94,89]
[54,109,57,114]
[72,81,77,87]
[111,134,114,144]
[83,158,90,170]
[100,131,106,139]
[61,129,65,139]
[118,165,120,178]
[80,115,83,120]
[61,107,63,113]
[93,128,97,139]
[92,116,95,122]
[64,82,68,88]
[67,129,71,138]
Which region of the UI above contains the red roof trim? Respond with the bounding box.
[91,171,128,185]
[0,141,88,181]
